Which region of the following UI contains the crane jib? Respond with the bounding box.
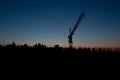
[69,12,85,37]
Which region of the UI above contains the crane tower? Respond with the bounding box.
[68,12,85,48]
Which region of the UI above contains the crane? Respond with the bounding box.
[68,12,85,48]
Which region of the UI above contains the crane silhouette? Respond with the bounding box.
[68,12,85,48]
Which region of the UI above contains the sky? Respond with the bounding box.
[0,0,120,48]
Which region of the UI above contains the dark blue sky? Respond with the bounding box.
[0,0,120,47]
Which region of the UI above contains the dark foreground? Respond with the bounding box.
[1,44,120,64]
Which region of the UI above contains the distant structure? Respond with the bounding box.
[68,12,85,48]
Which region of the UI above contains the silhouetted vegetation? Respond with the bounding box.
[0,42,120,64]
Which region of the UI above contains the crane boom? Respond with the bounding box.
[68,12,85,47]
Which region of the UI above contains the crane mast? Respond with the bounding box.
[68,12,85,48]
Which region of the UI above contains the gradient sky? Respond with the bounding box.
[0,0,120,48]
